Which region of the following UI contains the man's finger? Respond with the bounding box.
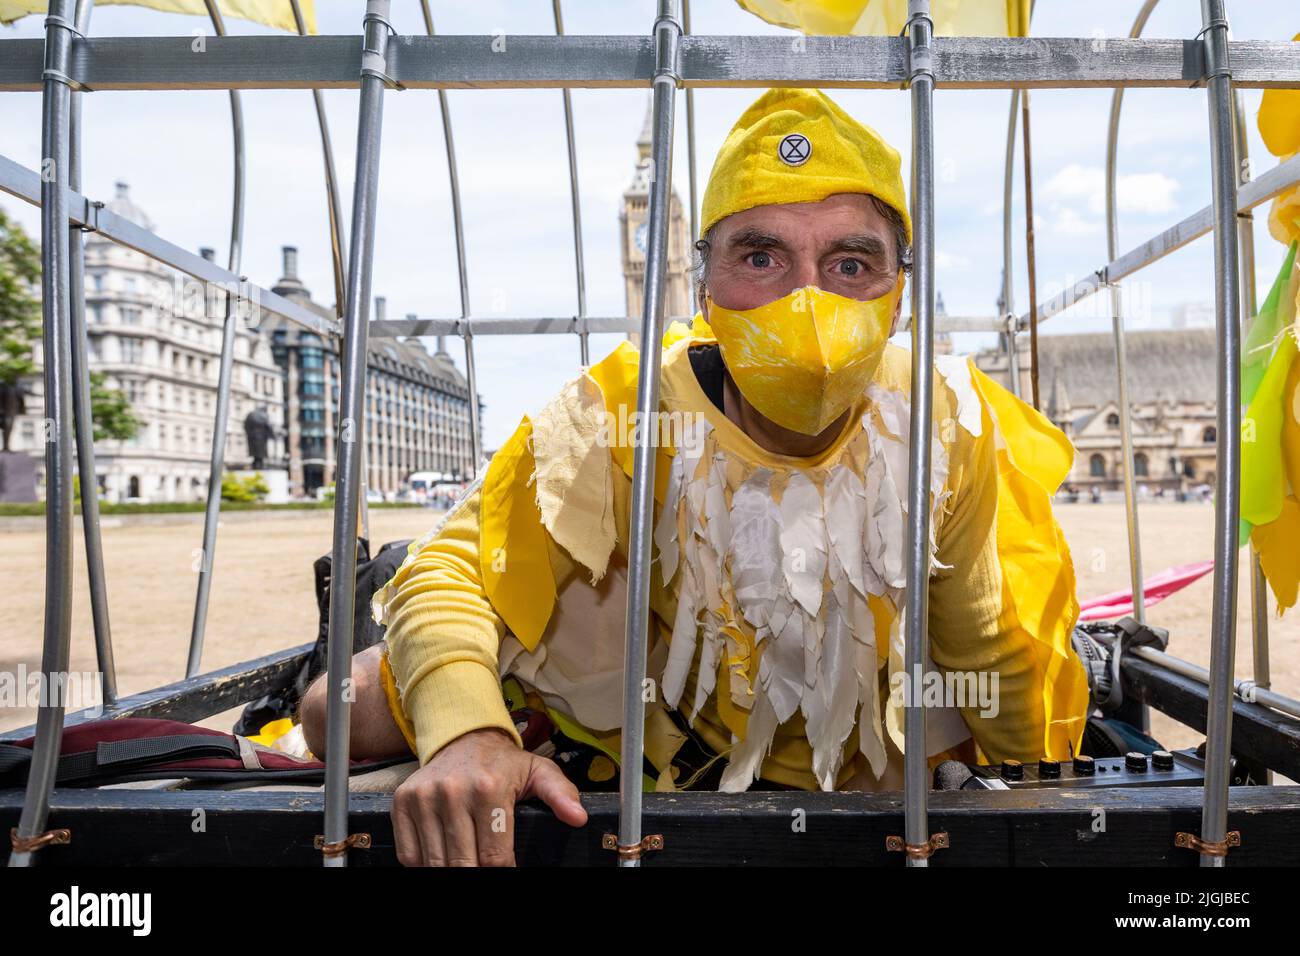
[391,799,423,868]
[472,790,516,867]
[523,757,588,827]
[440,800,480,867]
[416,796,446,867]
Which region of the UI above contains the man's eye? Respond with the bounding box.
[747,251,773,269]
[836,259,863,276]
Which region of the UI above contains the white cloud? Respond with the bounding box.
[1044,163,1179,216]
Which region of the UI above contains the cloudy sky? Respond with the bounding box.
[1,1,1295,448]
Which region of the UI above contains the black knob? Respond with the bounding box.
[1125,751,1148,772]
[1152,750,1175,771]
[1000,759,1024,781]
[1038,758,1061,778]
[1072,755,1095,775]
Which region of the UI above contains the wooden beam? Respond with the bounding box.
[3,786,1297,866]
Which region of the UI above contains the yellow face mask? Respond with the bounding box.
[705,281,902,436]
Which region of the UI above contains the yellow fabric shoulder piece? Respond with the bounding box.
[586,339,676,502]
[0,0,315,32]
[968,365,1088,758]
[480,417,556,653]
[733,0,1029,38]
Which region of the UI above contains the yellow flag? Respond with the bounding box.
[734,0,1029,37]
[0,0,316,34]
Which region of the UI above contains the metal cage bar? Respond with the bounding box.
[10,0,78,869]
[1197,0,1243,868]
[66,0,117,707]
[1102,0,1160,649]
[999,89,1020,398]
[320,0,394,868]
[419,3,481,476]
[3,35,1298,93]
[552,0,591,366]
[616,0,681,868]
[902,0,937,868]
[186,0,248,678]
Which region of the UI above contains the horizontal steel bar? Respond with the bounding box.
[0,36,1296,93]
[0,151,339,338]
[1025,152,1300,327]
[370,314,1004,338]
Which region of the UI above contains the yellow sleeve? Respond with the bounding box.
[926,401,1087,763]
[383,484,579,765]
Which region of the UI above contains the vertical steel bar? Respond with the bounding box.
[1102,0,1158,637]
[418,3,480,473]
[903,0,936,868]
[682,0,699,245]
[10,0,77,868]
[1233,82,1271,774]
[321,0,391,867]
[999,90,1020,398]
[1197,0,1241,868]
[66,0,116,706]
[552,0,590,366]
[289,0,369,542]
[617,0,680,869]
[187,0,246,678]
[1020,86,1040,411]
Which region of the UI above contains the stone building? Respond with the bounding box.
[619,100,694,335]
[8,182,285,503]
[975,328,1220,492]
[264,246,481,497]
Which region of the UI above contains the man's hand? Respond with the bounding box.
[391,727,588,866]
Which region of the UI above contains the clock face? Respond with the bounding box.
[634,222,649,254]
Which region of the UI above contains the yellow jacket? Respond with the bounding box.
[375,326,1088,791]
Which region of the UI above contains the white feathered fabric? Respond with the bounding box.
[652,383,964,792]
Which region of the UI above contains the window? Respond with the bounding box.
[1203,426,1217,443]
[120,307,141,325]
[1133,453,1149,477]
[120,338,144,363]
[1089,454,1106,478]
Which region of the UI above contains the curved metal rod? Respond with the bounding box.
[419,2,481,476]
[11,0,77,868]
[322,0,393,866]
[67,0,117,706]
[187,0,247,677]
[552,0,590,365]
[902,0,937,868]
[1197,0,1242,868]
[999,89,1020,397]
[289,0,369,540]
[290,0,347,319]
[1102,0,1158,648]
[683,0,699,245]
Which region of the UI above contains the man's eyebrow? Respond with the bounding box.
[723,228,788,252]
[825,234,889,257]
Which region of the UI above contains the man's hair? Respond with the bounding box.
[691,195,912,308]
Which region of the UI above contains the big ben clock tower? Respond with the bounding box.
[620,98,693,344]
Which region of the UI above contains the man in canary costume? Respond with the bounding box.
[299,88,1089,867]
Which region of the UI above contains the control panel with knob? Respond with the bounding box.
[962,747,1205,790]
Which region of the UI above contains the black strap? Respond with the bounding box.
[96,733,240,769]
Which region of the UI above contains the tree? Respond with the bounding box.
[0,208,41,452]
[221,471,269,503]
[89,371,140,442]
[0,207,141,449]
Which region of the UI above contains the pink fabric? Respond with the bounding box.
[1077,559,1215,622]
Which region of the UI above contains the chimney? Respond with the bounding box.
[374,296,386,322]
[115,181,129,199]
[271,244,308,302]
[199,247,215,262]
[436,334,448,355]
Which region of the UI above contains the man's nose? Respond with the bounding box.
[786,256,820,293]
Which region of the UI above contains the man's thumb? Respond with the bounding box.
[523,756,588,827]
